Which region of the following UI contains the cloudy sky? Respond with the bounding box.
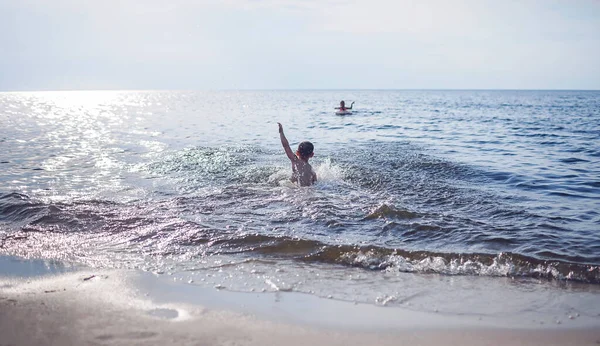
[1,0,599,91]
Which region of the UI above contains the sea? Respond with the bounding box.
[1,90,599,317]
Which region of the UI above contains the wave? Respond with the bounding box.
[2,194,598,284]
[364,204,420,220]
[0,192,48,226]
[4,229,598,284]
[2,137,599,285]
[307,246,600,283]
[559,157,590,164]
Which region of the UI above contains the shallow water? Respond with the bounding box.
[1,90,599,307]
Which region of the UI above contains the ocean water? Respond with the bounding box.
[1,90,599,311]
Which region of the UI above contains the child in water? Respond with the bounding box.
[336,100,354,111]
[277,123,317,186]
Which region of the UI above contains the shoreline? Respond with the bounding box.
[1,255,600,345]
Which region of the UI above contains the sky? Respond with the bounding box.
[1,0,599,91]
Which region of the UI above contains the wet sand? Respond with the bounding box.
[1,269,599,346]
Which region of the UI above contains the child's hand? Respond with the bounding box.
[278,123,283,133]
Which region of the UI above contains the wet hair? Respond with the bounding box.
[297,141,314,159]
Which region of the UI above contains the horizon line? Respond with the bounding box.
[1,88,600,93]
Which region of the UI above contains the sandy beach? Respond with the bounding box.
[1,263,599,346]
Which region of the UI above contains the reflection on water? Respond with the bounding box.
[0,255,78,278]
[1,90,599,306]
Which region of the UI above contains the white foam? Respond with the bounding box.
[314,158,344,183]
[268,158,346,188]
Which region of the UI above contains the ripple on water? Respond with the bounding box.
[1,90,600,299]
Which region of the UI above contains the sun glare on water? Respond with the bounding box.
[26,90,125,110]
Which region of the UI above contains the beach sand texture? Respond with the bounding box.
[1,269,599,346]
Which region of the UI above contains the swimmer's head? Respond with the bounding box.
[296,141,314,160]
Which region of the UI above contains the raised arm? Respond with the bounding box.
[278,123,297,162]
[348,101,355,109]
